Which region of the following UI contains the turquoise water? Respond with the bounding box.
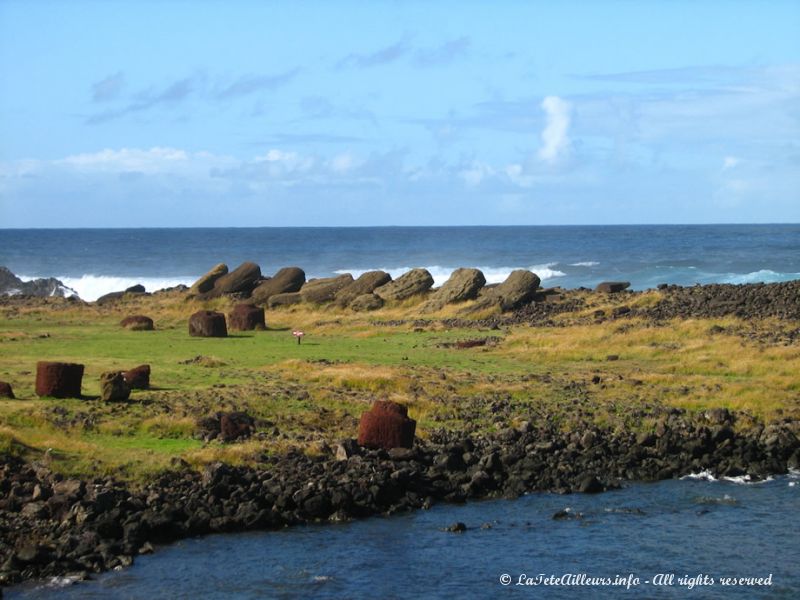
[1,224,799,300]
[8,474,800,599]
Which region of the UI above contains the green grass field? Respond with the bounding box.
[1,291,798,482]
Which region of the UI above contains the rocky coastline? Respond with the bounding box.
[1,272,799,592]
[2,408,798,590]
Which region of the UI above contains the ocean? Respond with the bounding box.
[7,473,800,599]
[1,224,799,301]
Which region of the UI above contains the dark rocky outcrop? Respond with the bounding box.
[100,372,130,402]
[251,268,306,304]
[0,382,14,399]
[357,401,417,450]
[190,263,228,295]
[595,281,631,293]
[228,304,266,331]
[300,274,354,304]
[0,267,77,298]
[374,269,434,302]
[350,293,384,312]
[465,270,540,313]
[123,365,150,390]
[202,262,261,299]
[188,311,227,338]
[423,268,486,311]
[335,271,392,307]
[267,292,303,308]
[643,280,800,321]
[35,362,84,398]
[119,316,154,331]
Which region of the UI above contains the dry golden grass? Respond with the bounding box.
[500,317,800,420]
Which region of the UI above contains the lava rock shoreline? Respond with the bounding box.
[2,410,798,590]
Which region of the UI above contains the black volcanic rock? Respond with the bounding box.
[0,267,77,298]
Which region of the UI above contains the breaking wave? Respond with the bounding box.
[20,274,195,302]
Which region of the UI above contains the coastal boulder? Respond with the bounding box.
[95,291,125,305]
[35,362,84,398]
[357,400,416,450]
[334,271,392,307]
[465,270,540,313]
[300,274,354,304]
[0,381,14,399]
[228,304,266,331]
[374,269,434,302]
[251,267,306,304]
[100,371,130,402]
[97,285,147,305]
[268,292,303,308]
[120,315,154,331]
[188,310,228,337]
[0,266,77,298]
[350,293,384,312]
[595,281,630,294]
[220,411,255,442]
[123,364,150,390]
[190,263,228,295]
[204,262,261,298]
[423,268,486,311]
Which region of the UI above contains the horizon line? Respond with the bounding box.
[2,222,798,231]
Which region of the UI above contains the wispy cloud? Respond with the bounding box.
[215,68,300,99]
[337,36,470,69]
[538,96,571,164]
[412,37,470,67]
[87,75,200,124]
[91,72,125,102]
[86,67,302,124]
[337,37,412,68]
[297,95,377,124]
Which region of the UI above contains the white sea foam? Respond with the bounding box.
[40,574,83,588]
[722,474,773,485]
[20,274,196,302]
[680,470,718,482]
[333,264,567,287]
[680,470,773,484]
[569,261,600,267]
[721,269,800,284]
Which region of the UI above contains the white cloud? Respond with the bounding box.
[55,147,191,174]
[722,156,740,170]
[329,153,359,173]
[538,96,571,164]
[459,161,495,186]
[253,149,315,175]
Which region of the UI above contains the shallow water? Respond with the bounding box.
[8,474,800,599]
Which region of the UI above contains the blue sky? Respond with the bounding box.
[1,0,799,227]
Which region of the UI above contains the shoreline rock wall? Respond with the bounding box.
[1,411,797,588]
